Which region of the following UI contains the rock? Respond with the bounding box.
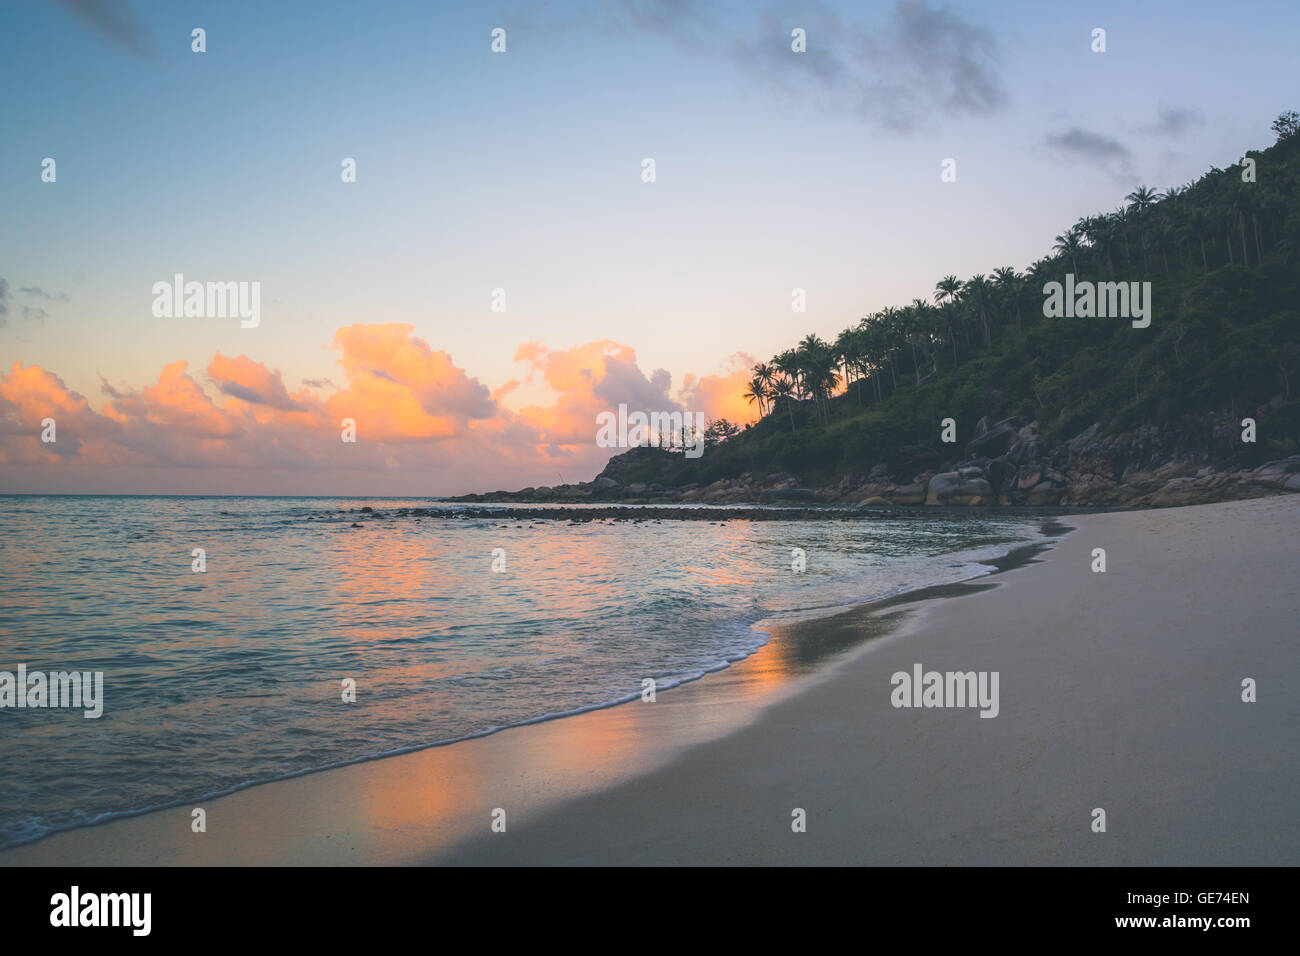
[859,496,889,506]
[1015,466,1043,491]
[760,488,817,502]
[1066,423,1101,455]
[988,457,1017,490]
[890,483,928,505]
[1025,481,1063,505]
[966,420,1017,459]
[627,483,647,494]
[1007,435,1046,465]
[359,506,374,513]
[1066,474,1122,505]
[1248,456,1300,488]
[867,463,890,481]
[1148,476,1210,507]
[925,472,993,505]
[593,476,620,491]
[958,466,985,479]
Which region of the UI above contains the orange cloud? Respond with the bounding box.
[0,328,755,493]
[681,352,759,425]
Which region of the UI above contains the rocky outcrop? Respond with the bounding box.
[450,408,1300,509]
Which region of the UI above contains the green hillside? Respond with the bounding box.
[608,113,1300,496]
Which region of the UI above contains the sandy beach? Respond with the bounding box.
[4,494,1296,866]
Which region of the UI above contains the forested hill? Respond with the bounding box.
[465,113,1300,507]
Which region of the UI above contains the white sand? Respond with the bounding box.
[5,495,1296,865]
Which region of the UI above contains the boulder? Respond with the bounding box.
[988,456,1017,490]
[890,483,928,505]
[965,420,1017,459]
[1248,456,1300,489]
[1066,422,1101,455]
[1015,466,1043,491]
[593,476,620,491]
[1025,481,1063,505]
[1006,435,1046,465]
[925,472,993,505]
[1148,476,1209,507]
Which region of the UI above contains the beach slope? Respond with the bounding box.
[438,494,1298,865]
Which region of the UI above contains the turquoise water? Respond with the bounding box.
[0,495,1040,847]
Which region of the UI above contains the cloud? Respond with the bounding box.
[610,0,713,49]
[680,352,759,425]
[19,286,69,302]
[1145,104,1203,139]
[0,326,753,493]
[0,278,8,327]
[21,306,49,324]
[1045,126,1135,182]
[51,0,155,58]
[728,0,1006,130]
[0,362,120,461]
[510,0,1005,131]
[207,353,303,411]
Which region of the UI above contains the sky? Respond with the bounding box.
[1,0,1297,494]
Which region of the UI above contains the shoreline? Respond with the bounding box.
[0,518,1063,865]
[4,497,1296,865]
[433,495,1299,866]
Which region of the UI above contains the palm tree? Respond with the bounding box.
[934,275,962,306]
[1053,229,1083,275]
[743,377,768,417]
[992,267,1022,335]
[1126,186,1159,269]
[833,327,858,397]
[962,274,994,348]
[1126,185,1158,213]
[772,349,801,400]
[770,378,796,431]
[934,276,963,367]
[1183,206,1211,273]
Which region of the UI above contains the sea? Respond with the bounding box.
[0,494,1045,848]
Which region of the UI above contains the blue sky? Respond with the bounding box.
[1,0,1297,492]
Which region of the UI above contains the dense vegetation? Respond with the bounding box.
[621,113,1300,489]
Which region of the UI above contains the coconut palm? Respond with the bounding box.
[1126,185,1158,213]
[770,377,796,431]
[962,274,994,348]
[934,275,962,306]
[992,267,1023,335]
[1053,229,1083,275]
